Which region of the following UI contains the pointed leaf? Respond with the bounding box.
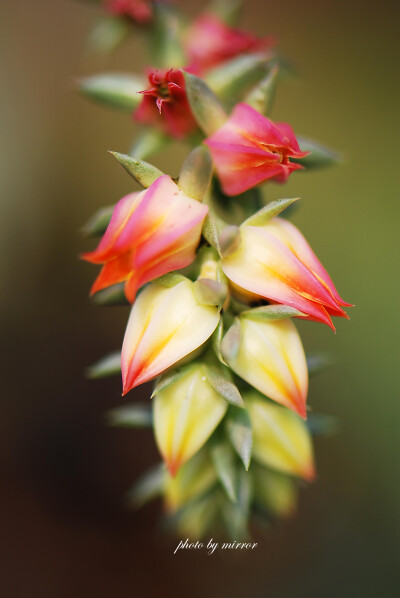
[295,137,340,169]
[212,318,227,365]
[206,53,271,104]
[86,351,121,379]
[225,406,253,470]
[154,272,187,288]
[178,146,213,201]
[105,404,153,428]
[78,73,145,111]
[242,197,299,227]
[151,4,186,67]
[87,17,130,55]
[151,367,189,398]
[241,304,306,322]
[306,352,333,377]
[109,152,164,187]
[183,71,228,136]
[205,366,244,408]
[245,65,279,116]
[202,212,221,254]
[130,128,169,160]
[124,464,165,508]
[220,469,252,540]
[209,0,243,25]
[307,413,338,437]
[82,205,114,237]
[91,283,128,306]
[210,441,238,503]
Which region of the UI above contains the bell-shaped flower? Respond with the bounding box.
[245,392,315,480]
[222,217,351,328]
[221,316,308,417]
[104,0,153,23]
[153,364,228,475]
[184,13,275,74]
[134,68,197,139]
[121,279,220,394]
[163,449,217,509]
[82,175,208,303]
[204,102,308,195]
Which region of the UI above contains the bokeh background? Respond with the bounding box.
[1,0,399,596]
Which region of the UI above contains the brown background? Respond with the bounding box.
[0,0,399,596]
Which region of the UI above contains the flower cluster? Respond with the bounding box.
[81,0,351,539]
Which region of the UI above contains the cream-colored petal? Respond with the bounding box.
[153,364,228,475]
[246,392,315,480]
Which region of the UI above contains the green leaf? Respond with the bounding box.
[151,367,189,398]
[106,404,152,428]
[205,366,244,408]
[154,272,187,288]
[295,137,340,169]
[242,197,299,227]
[78,73,145,112]
[212,319,227,365]
[86,351,121,379]
[87,17,131,55]
[82,205,114,237]
[91,283,128,306]
[306,352,333,376]
[178,146,213,201]
[109,152,164,187]
[130,128,169,161]
[183,71,228,136]
[225,407,253,470]
[241,304,306,322]
[220,469,252,540]
[307,413,338,437]
[124,464,165,508]
[209,0,243,25]
[206,53,271,105]
[245,65,279,116]
[202,212,221,254]
[151,4,186,67]
[221,319,241,363]
[210,441,238,503]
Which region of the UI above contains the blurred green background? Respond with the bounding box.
[1,0,399,596]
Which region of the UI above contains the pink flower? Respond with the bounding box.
[82,175,208,302]
[184,13,276,74]
[222,217,352,329]
[205,103,308,196]
[104,0,153,23]
[134,68,197,139]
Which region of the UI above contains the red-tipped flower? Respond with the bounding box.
[205,103,308,196]
[222,217,352,329]
[134,68,197,139]
[82,175,208,302]
[104,0,153,23]
[185,13,275,74]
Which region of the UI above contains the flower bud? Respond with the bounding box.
[122,279,220,394]
[253,465,297,518]
[205,103,308,196]
[82,175,208,303]
[245,392,315,480]
[222,217,351,328]
[153,363,228,475]
[222,316,308,417]
[164,449,217,511]
[104,0,153,24]
[184,14,275,74]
